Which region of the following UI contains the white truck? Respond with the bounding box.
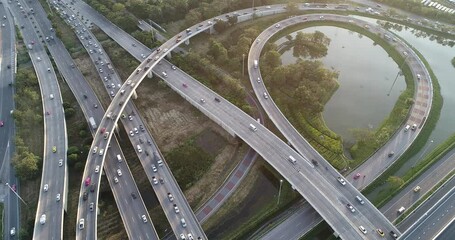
[254,60,258,69]
[89,117,97,129]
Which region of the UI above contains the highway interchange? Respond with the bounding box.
[0,0,455,239]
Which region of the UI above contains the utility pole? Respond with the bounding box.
[6,183,28,206]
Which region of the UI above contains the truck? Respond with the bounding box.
[288,155,296,164]
[27,44,33,50]
[254,60,258,69]
[89,117,97,129]
[107,63,114,74]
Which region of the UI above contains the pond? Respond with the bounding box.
[275,26,407,145]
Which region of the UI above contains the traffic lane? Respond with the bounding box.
[403,187,455,240]
[30,2,155,238]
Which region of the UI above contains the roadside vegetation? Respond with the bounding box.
[363,48,443,204]
[375,0,455,25]
[452,57,455,68]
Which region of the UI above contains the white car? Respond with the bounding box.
[79,218,85,230]
[134,127,139,134]
[44,184,49,192]
[129,130,134,136]
[152,176,158,185]
[174,204,180,213]
[58,159,63,167]
[187,233,194,240]
[114,177,119,183]
[117,169,122,176]
[10,227,16,236]
[95,165,100,173]
[151,164,157,172]
[337,177,346,185]
[180,233,186,240]
[50,94,54,99]
[40,214,46,224]
[142,215,147,223]
[56,193,61,202]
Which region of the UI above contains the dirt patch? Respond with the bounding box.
[195,128,227,156]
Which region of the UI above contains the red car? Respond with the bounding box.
[0,120,4,127]
[182,83,188,88]
[353,173,361,179]
[100,128,106,134]
[85,177,91,186]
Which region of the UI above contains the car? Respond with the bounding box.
[52,146,57,153]
[37,56,42,61]
[162,71,168,77]
[413,186,421,192]
[126,80,132,85]
[171,65,176,70]
[152,176,158,185]
[376,229,385,236]
[200,98,206,103]
[131,192,137,199]
[46,111,51,115]
[152,164,157,172]
[89,202,94,212]
[187,233,194,240]
[40,214,46,224]
[134,127,139,134]
[311,159,318,166]
[95,165,100,173]
[128,115,133,121]
[214,97,221,102]
[257,77,261,83]
[353,173,361,179]
[92,146,98,154]
[359,225,367,234]
[129,130,134,136]
[44,184,49,192]
[10,227,15,236]
[337,177,346,185]
[160,178,164,184]
[390,230,398,238]
[121,113,126,119]
[140,125,145,132]
[388,151,395,157]
[181,218,187,227]
[114,177,119,183]
[346,203,355,212]
[275,24,280,28]
[411,123,417,131]
[79,218,85,229]
[168,192,174,202]
[47,67,51,72]
[56,193,61,202]
[174,204,180,213]
[100,127,106,134]
[117,169,122,176]
[142,215,147,223]
[110,91,114,97]
[182,83,188,88]
[93,104,98,108]
[59,159,63,167]
[180,233,186,240]
[85,177,91,186]
[0,120,4,127]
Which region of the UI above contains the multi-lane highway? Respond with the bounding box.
[0,3,20,239]
[56,2,202,238]
[24,0,158,239]
[8,2,69,239]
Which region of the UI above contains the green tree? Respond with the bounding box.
[12,152,40,181]
[208,39,228,63]
[263,50,282,70]
[68,153,79,167]
[213,20,229,33]
[64,108,75,118]
[112,3,125,12]
[227,15,238,25]
[451,57,455,68]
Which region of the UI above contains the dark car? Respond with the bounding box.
[90,183,96,192]
[390,231,398,238]
[83,191,88,201]
[214,97,221,102]
[311,159,318,166]
[131,192,137,199]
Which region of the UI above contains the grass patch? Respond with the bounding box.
[203,160,301,239]
[165,136,215,191]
